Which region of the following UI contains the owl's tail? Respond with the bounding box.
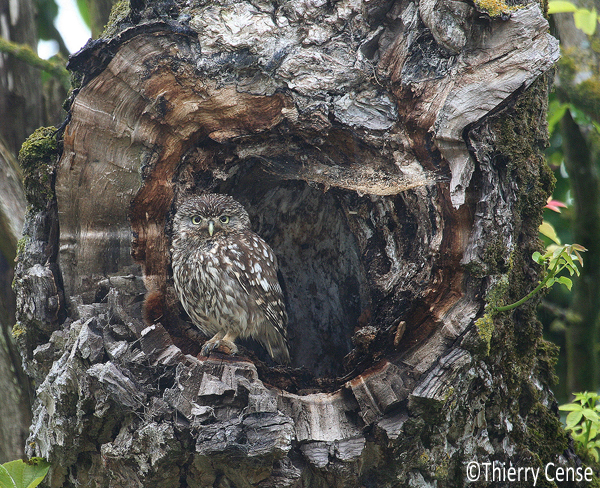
[261,329,290,365]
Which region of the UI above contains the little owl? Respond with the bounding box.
[170,193,289,364]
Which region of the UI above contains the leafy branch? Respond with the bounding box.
[494,243,586,312]
[0,37,69,90]
[560,392,600,462]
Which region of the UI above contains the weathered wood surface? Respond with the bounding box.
[12,0,581,486]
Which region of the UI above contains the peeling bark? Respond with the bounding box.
[13,0,586,486]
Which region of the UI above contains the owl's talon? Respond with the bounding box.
[202,339,238,357]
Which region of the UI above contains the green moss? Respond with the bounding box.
[493,78,555,317]
[526,402,569,457]
[101,1,131,38]
[12,322,26,338]
[0,37,69,89]
[16,236,29,258]
[535,339,560,387]
[434,461,449,481]
[475,314,494,353]
[473,0,518,17]
[483,236,510,274]
[417,451,429,468]
[18,127,60,211]
[477,76,574,473]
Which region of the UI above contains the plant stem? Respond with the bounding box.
[585,419,591,446]
[494,261,561,312]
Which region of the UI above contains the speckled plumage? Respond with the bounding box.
[170,193,289,363]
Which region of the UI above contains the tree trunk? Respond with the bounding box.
[14,1,585,486]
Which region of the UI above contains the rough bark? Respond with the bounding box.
[13,0,589,486]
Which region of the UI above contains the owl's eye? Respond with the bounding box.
[191,215,202,225]
[219,215,230,224]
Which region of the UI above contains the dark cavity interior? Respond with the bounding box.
[170,146,435,384]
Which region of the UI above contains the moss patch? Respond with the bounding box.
[102,1,131,38]
[12,322,26,338]
[475,313,494,353]
[18,127,60,211]
[16,236,29,257]
[473,0,519,17]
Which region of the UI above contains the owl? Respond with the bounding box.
[170,193,290,364]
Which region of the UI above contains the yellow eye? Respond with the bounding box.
[219,215,230,224]
[191,215,202,225]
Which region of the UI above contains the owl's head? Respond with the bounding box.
[173,193,251,241]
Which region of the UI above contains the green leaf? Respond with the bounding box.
[588,392,600,403]
[552,246,565,261]
[556,276,573,290]
[548,0,579,13]
[590,447,599,463]
[582,408,600,422]
[0,465,18,488]
[574,392,593,403]
[547,100,569,134]
[588,425,597,440]
[0,459,50,488]
[75,0,92,29]
[560,402,584,411]
[563,251,576,269]
[573,8,598,35]
[539,221,561,245]
[570,106,593,127]
[567,410,584,428]
[532,251,544,264]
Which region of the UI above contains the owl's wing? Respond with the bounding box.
[222,232,289,362]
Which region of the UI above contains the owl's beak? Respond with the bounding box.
[207,220,215,236]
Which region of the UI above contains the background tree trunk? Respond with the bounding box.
[0,0,42,463]
[552,2,600,395]
[0,0,70,463]
[14,0,587,486]
[85,0,120,38]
